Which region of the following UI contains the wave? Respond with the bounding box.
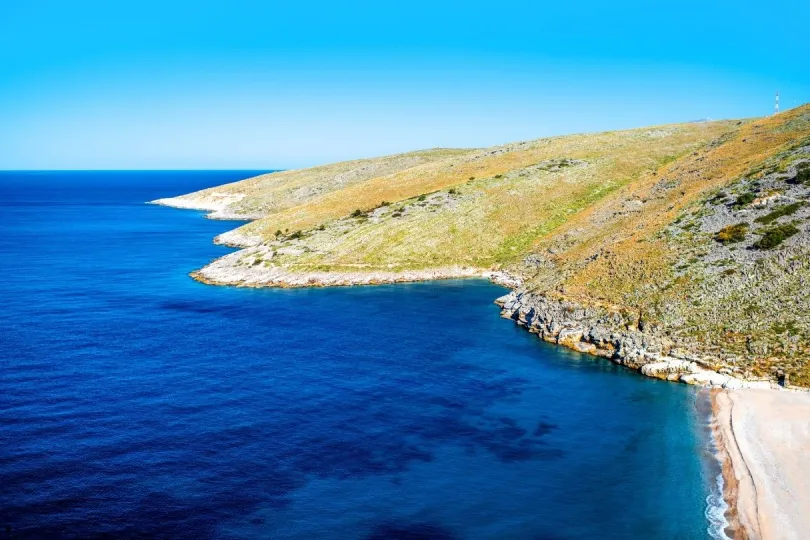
[706,471,731,540]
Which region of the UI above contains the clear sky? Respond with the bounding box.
[2,0,809,170]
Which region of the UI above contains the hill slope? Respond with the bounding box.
[156,105,810,386]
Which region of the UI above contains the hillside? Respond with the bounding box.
[155,104,810,386]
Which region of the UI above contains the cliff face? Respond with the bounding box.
[496,291,774,389]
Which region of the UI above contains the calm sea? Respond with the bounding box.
[0,171,725,539]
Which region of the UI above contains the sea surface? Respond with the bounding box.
[0,171,726,539]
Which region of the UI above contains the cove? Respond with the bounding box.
[1,171,722,539]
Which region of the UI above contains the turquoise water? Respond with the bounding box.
[0,171,723,539]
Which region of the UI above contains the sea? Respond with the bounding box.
[0,171,728,539]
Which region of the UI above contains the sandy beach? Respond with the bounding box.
[714,389,810,540]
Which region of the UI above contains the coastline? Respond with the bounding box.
[191,264,520,289]
[712,389,810,540]
[494,290,777,391]
[711,390,746,539]
[150,194,260,221]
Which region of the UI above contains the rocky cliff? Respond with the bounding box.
[496,290,774,389]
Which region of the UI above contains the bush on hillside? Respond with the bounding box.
[787,162,810,184]
[714,222,749,244]
[733,192,756,208]
[754,202,805,225]
[752,223,799,249]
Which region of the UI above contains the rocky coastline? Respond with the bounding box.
[191,256,520,289]
[150,194,261,221]
[495,289,780,390]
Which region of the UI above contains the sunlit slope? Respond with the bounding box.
[157,148,476,219]
[517,105,810,384]
[226,121,736,269]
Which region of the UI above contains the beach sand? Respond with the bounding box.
[714,389,810,540]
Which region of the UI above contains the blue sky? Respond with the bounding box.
[2,0,808,169]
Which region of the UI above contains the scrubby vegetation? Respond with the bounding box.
[793,163,810,184]
[715,222,749,244]
[754,202,805,225]
[753,223,799,249]
[733,191,756,208]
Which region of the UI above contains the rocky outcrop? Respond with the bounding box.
[213,229,263,248]
[192,247,509,288]
[495,291,775,389]
[150,193,260,220]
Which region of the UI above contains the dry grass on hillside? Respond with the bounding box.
[519,105,810,384]
[229,121,736,270]
[532,112,802,301]
[169,148,476,219]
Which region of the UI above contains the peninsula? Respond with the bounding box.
[155,104,810,539]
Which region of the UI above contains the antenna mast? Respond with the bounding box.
[775,92,780,115]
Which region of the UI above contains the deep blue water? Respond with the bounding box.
[0,171,723,539]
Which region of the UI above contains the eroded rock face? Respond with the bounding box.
[496,291,773,389]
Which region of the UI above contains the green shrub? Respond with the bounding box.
[469,176,475,180]
[733,192,756,208]
[754,201,805,225]
[317,224,325,231]
[753,223,799,249]
[417,195,426,202]
[772,320,800,335]
[351,209,366,218]
[787,163,810,184]
[714,222,749,244]
[288,230,304,240]
[275,229,282,237]
[494,174,503,179]
[448,188,457,195]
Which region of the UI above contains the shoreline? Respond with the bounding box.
[495,290,780,391]
[191,265,520,289]
[711,390,747,539]
[711,389,810,540]
[149,195,260,221]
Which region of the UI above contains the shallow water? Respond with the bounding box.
[1,171,722,539]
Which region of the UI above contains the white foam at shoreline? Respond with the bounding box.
[706,472,731,540]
